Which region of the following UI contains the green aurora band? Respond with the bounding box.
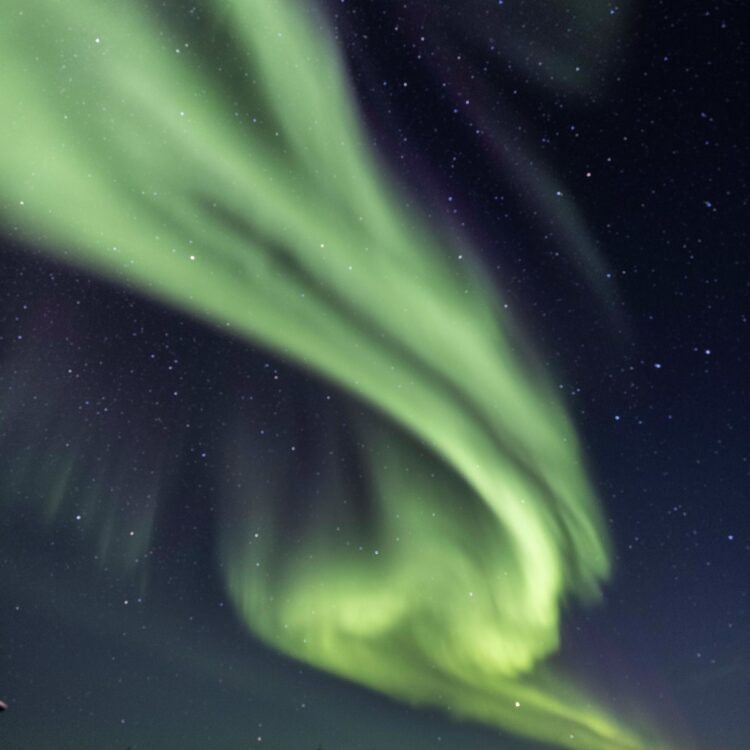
[0,1,670,749]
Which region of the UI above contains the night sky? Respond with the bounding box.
[1,2,748,750]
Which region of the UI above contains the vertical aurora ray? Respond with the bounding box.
[0,1,671,748]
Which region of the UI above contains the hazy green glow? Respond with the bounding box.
[0,1,667,748]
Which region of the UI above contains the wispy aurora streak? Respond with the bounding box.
[0,1,668,748]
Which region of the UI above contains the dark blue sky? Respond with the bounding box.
[1,1,747,749]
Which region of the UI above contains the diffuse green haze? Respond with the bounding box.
[0,1,666,748]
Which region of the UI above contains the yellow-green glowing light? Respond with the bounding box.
[0,1,671,748]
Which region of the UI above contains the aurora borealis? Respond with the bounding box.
[1,2,748,750]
